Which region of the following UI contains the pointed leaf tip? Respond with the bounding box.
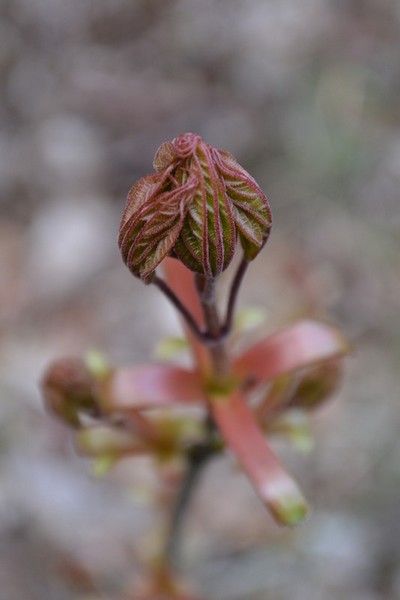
[210,391,309,526]
[264,478,310,526]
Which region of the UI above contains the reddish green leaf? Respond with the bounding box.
[102,365,204,412]
[173,138,236,277]
[214,149,272,260]
[153,141,176,172]
[119,174,198,282]
[234,320,350,388]
[162,257,212,377]
[255,375,293,423]
[210,391,309,526]
[119,174,161,233]
[119,133,272,282]
[290,359,343,411]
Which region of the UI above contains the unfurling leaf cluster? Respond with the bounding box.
[119,133,272,282]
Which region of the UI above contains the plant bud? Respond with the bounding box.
[291,359,342,411]
[75,425,146,458]
[41,358,101,427]
[119,133,272,282]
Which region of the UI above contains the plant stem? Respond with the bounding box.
[152,275,204,341]
[195,274,230,380]
[164,437,216,567]
[164,274,234,569]
[222,256,249,336]
[153,274,228,348]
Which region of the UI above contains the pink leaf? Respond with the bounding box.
[162,258,204,326]
[234,320,349,388]
[162,257,212,377]
[102,364,204,412]
[210,391,309,526]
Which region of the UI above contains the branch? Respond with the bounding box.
[152,275,205,342]
[153,273,230,347]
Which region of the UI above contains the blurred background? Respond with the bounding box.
[1,0,400,598]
